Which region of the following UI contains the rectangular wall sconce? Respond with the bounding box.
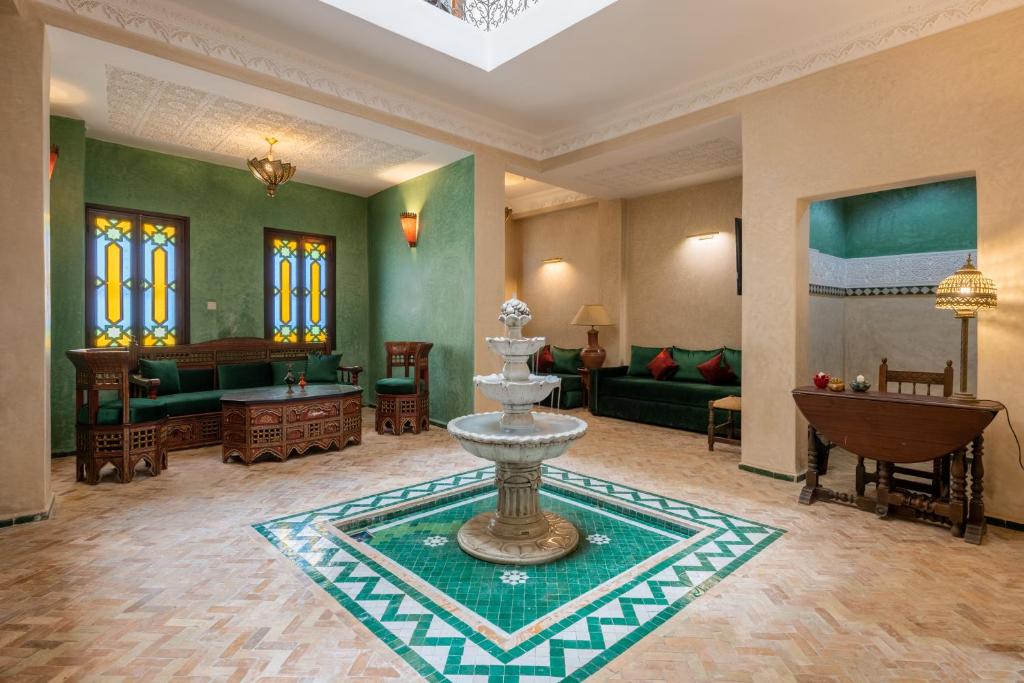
[400,212,419,247]
[687,231,719,241]
[542,257,565,264]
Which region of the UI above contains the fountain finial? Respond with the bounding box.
[499,297,531,331]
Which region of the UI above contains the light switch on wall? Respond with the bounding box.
[207,301,217,310]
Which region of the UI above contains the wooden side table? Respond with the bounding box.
[577,367,592,411]
[708,395,741,451]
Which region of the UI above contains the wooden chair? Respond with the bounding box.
[375,342,432,435]
[67,347,167,484]
[856,358,955,498]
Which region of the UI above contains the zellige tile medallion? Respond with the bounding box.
[254,465,784,682]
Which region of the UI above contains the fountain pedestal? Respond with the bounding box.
[448,297,588,566]
[457,462,579,565]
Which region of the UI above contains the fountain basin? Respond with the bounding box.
[484,336,546,358]
[447,411,587,464]
[474,374,561,408]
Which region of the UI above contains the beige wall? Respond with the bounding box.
[809,295,976,393]
[625,177,742,356]
[473,153,507,411]
[741,9,1024,521]
[0,11,52,519]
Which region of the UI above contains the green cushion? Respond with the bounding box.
[306,353,341,383]
[160,390,225,416]
[722,347,742,383]
[375,377,418,395]
[140,358,181,395]
[271,360,306,385]
[671,348,722,383]
[217,362,272,390]
[78,398,168,425]
[551,347,581,375]
[179,367,215,393]
[601,377,740,406]
[553,373,582,393]
[627,346,663,377]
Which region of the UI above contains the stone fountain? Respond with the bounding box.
[447,298,588,565]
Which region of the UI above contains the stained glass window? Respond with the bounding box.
[86,206,189,347]
[264,229,335,345]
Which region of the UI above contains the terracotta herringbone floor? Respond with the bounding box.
[2,408,1023,682]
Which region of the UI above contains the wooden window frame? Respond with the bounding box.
[263,227,337,347]
[84,203,191,347]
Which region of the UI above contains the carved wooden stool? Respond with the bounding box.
[707,395,741,451]
[375,342,432,435]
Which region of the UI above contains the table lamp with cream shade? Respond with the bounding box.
[571,304,613,369]
[935,254,997,400]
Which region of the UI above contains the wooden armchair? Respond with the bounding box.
[374,342,433,435]
[856,358,955,498]
[66,347,166,484]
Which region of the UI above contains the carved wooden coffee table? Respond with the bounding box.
[221,384,362,464]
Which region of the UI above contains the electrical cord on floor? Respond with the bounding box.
[995,401,1024,473]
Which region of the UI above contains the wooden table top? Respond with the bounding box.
[792,386,1002,463]
[220,384,362,405]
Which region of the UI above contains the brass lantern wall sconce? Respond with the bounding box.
[401,212,419,247]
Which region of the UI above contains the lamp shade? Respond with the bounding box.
[400,212,419,247]
[935,254,997,317]
[571,304,612,327]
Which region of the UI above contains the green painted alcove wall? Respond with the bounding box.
[49,126,370,452]
[367,156,475,424]
[810,177,977,257]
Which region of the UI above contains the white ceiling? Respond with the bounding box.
[40,0,1020,198]
[48,29,469,197]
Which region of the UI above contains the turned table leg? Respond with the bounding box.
[949,447,967,538]
[965,435,987,544]
[798,426,819,505]
[875,461,892,518]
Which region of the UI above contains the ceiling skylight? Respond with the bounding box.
[423,0,543,32]
[317,0,618,71]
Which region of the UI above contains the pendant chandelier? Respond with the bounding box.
[247,137,296,198]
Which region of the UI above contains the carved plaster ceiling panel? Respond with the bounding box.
[105,66,425,178]
[578,138,742,195]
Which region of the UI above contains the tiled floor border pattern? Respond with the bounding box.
[253,466,785,682]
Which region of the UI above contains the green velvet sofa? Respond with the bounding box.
[530,345,586,410]
[76,338,361,452]
[590,346,741,433]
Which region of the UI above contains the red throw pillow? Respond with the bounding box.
[698,352,738,385]
[646,348,679,381]
[537,347,555,373]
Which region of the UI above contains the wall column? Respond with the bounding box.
[596,199,626,366]
[0,7,53,520]
[473,153,506,411]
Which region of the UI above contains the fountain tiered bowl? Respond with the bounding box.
[447,299,589,565]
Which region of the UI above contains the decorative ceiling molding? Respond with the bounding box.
[37,0,1024,161]
[506,186,592,216]
[38,0,545,157]
[578,138,742,195]
[104,66,426,179]
[539,0,1024,156]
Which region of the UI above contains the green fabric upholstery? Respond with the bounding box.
[271,360,306,385]
[591,366,741,434]
[627,346,663,377]
[545,373,584,409]
[722,347,742,384]
[178,368,215,393]
[375,377,419,395]
[140,358,181,395]
[78,398,168,425]
[217,362,272,390]
[671,347,721,383]
[306,353,341,382]
[160,390,225,416]
[551,347,582,374]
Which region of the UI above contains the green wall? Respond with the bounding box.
[367,156,475,424]
[810,178,977,258]
[50,127,370,451]
[50,117,87,453]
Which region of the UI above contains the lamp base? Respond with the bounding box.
[953,391,979,402]
[580,328,606,370]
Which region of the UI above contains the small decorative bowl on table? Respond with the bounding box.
[849,375,872,392]
[813,372,831,389]
[827,377,845,392]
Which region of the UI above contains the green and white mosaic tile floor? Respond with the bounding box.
[254,466,784,682]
